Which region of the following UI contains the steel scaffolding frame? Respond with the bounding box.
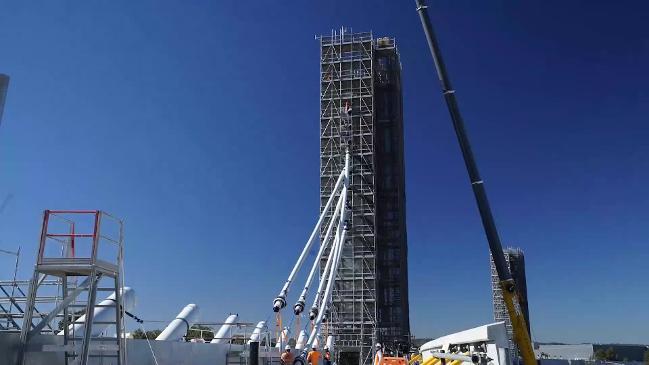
[320,28,376,365]
[19,210,126,365]
[0,279,62,333]
[319,29,410,365]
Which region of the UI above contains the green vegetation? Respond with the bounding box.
[57,310,86,331]
[132,328,162,340]
[186,324,214,341]
[594,347,618,361]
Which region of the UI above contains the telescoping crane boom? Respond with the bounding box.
[0,74,9,127]
[413,1,537,365]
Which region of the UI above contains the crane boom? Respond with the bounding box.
[0,74,9,126]
[413,1,537,364]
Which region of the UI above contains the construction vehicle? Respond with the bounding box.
[413,1,536,365]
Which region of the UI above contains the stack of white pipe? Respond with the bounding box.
[60,287,136,337]
[211,313,238,344]
[156,304,200,341]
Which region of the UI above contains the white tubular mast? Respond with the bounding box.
[248,320,266,344]
[305,219,348,351]
[307,185,345,321]
[293,193,343,315]
[61,287,136,337]
[273,167,347,313]
[303,150,350,352]
[211,313,238,344]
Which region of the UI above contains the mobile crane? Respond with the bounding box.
[413,1,537,365]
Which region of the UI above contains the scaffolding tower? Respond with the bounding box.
[319,28,410,365]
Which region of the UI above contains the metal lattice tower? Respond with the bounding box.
[319,28,410,365]
[490,248,530,365]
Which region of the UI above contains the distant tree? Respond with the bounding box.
[605,347,618,361]
[57,310,86,331]
[595,347,618,361]
[643,350,649,365]
[132,328,162,340]
[186,325,214,341]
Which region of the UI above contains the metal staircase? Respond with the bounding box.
[18,210,126,365]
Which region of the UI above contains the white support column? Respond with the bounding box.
[248,321,266,344]
[60,287,136,338]
[304,149,350,352]
[211,313,238,344]
[273,168,347,313]
[294,193,344,315]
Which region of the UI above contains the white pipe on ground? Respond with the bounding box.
[248,320,266,344]
[211,313,238,344]
[60,287,136,337]
[156,304,200,341]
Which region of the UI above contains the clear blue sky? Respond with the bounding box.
[1,1,647,344]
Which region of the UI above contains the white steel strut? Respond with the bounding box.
[293,191,343,315]
[272,164,347,313]
[271,149,351,362]
[300,149,350,360]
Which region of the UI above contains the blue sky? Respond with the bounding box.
[1,1,648,344]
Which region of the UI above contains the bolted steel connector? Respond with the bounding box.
[308,306,319,320]
[273,296,286,312]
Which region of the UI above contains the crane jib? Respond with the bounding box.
[414,1,537,364]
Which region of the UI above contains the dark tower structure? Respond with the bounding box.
[319,28,410,365]
[0,74,9,126]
